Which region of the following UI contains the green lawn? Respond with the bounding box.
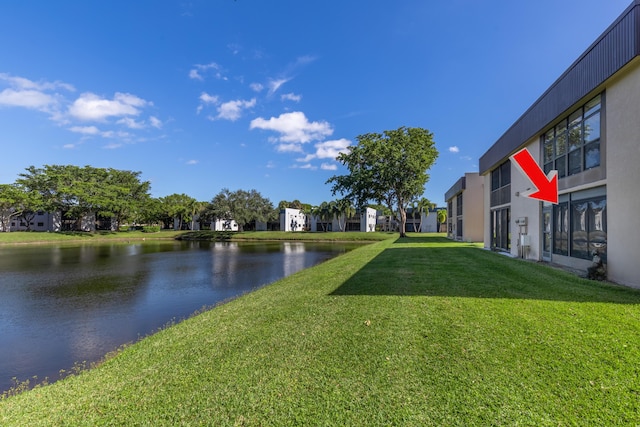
[0,229,184,244]
[1,235,639,426]
[0,230,395,245]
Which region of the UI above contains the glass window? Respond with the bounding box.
[491,169,500,191]
[571,202,589,259]
[544,139,554,163]
[584,142,600,169]
[553,202,568,256]
[555,122,567,155]
[542,93,602,178]
[584,95,601,115]
[555,155,567,178]
[588,198,607,257]
[570,197,607,260]
[583,112,600,143]
[543,211,551,253]
[490,160,511,207]
[569,109,582,127]
[500,161,510,186]
[568,123,582,152]
[568,150,582,175]
[491,207,511,251]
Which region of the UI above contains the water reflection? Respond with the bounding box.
[0,240,358,393]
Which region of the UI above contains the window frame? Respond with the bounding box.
[542,94,601,178]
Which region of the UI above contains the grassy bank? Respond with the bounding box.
[179,230,396,242]
[0,230,184,244]
[0,230,395,245]
[2,235,640,425]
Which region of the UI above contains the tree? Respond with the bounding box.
[206,189,274,232]
[15,165,152,231]
[0,184,27,232]
[327,126,438,237]
[412,197,435,233]
[334,198,356,232]
[437,209,448,233]
[161,193,198,230]
[311,201,333,232]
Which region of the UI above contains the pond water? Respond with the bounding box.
[0,240,358,393]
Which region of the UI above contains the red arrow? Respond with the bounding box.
[510,148,558,204]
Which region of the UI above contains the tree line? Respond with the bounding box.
[1,126,445,234]
[0,165,418,233]
[0,165,278,232]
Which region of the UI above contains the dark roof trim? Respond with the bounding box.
[479,0,640,175]
[444,176,466,202]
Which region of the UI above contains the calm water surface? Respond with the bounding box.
[0,240,358,393]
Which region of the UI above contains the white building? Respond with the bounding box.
[280,208,309,232]
[306,207,377,232]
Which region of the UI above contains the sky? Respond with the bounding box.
[0,0,632,207]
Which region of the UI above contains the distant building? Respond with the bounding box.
[445,173,484,242]
[212,219,239,232]
[281,208,309,232]
[404,207,443,233]
[306,207,377,232]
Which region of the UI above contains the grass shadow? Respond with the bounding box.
[331,235,640,304]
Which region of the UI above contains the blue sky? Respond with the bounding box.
[0,0,631,207]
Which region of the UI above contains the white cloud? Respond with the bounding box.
[0,73,163,145]
[186,159,198,165]
[314,138,351,159]
[63,143,76,149]
[320,163,338,171]
[0,88,56,109]
[189,62,224,81]
[228,43,241,55]
[460,155,473,161]
[68,92,149,121]
[281,92,301,102]
[449,146,460,153]
[266,161,276,169]
[68,125,101,135]
[199,92,218,104]
[103,142,123,149]
[117,117,145,129]
[276,143,305,153]
[250,82,264,92]
[149,116,162,129]
[211,98,256,121]
[296,153,316,162]
[0,73,75,92]
[294,163,317,170]
[250,111,333,147]
[267,77,290,95]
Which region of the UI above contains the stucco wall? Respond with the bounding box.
[509,138,542,260]
[462,173,485,242]
[483,174,492,248]
[604,59,640,288]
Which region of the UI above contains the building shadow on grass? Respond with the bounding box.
[330,236,640,304]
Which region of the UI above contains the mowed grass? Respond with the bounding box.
[181,230,396,242]
[2,235,640,426]
[0,230,184,244]
[0,230,394,245]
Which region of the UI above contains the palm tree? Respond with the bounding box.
[312,201,331,232]
[437,209,447,232]
[413,197,435,233]
[336,198,356,232]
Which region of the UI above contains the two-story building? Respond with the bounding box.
[479,0,640,288]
